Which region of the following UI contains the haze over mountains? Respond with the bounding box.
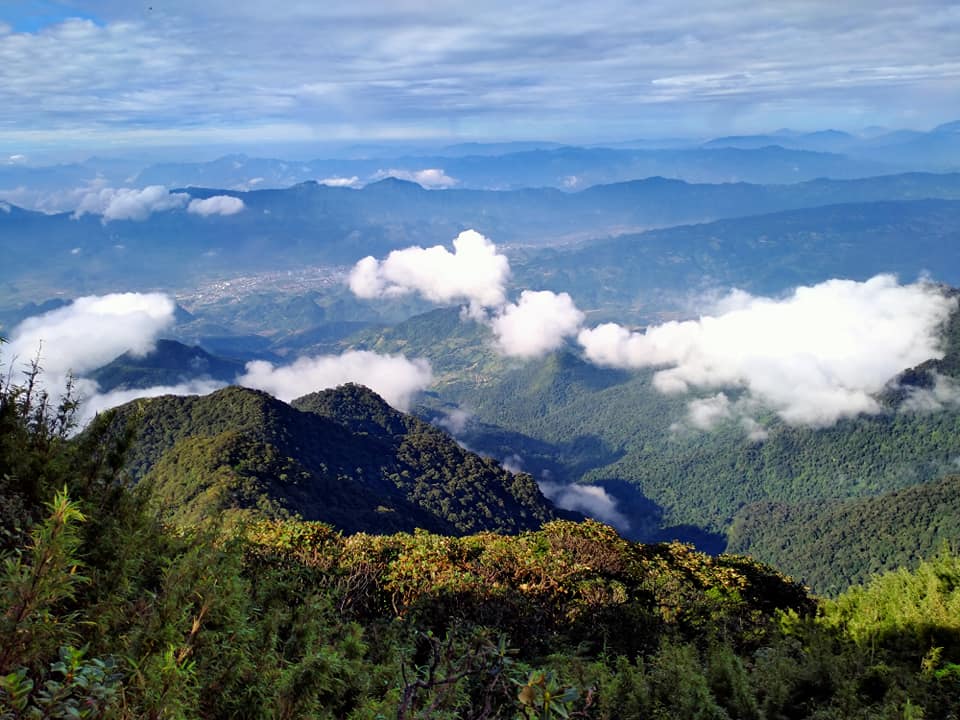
[3,120,960,213]
[3,119,960,599]
[7,3,960,715]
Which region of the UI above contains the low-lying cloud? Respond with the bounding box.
[319,176,360,188]
[187,195,245,216]
[899,373,960,413]
[492,290,584,358]
[372,168,457,188]
[6,292,176,379]
[74,185,189,222]
[682,393,769,441]
[579,275,957,427]
[539,480,631,532]
[435,407,471,435]
[238,350,433,410]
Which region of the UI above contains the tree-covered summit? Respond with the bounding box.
[101,383,558,535]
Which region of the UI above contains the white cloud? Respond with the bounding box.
[0,6,959,148]
[6,154,26,165]
[372,168,458,188]
[682,392,770,440]
[237,349,433,410]
[539,480,630,532]
[435,407,471,435]
[687,392,733,430]
[579,275,957,427]
[0,201,10,213]
[319,176,360,188]
[491,290,584,358]
[7,292,176,380]
[349,229,510,313]
[899,373,960,413]
[351,230,592,359]
[502,453,524,473]
[73,185,189,222]
[187,195,245,216]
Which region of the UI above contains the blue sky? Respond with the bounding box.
[1,0,959,155]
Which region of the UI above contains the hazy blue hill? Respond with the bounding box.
[0,297,69,334]
[6,172,960,301]
[135,144,889,189]
[89,339,245,391]
[516,198,960,313]
[728,475,960,596]
[104,384,558,535]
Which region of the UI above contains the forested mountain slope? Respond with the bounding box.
[102,383,556,534]
[728,474,960,596]
[343,300,960,557]
[4,370,960,718]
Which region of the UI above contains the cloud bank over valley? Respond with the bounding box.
[351,231,958,430]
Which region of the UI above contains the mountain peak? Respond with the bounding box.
[292,383,407,437]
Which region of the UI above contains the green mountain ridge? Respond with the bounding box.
[89,339,245,391]
[103,383,559,535]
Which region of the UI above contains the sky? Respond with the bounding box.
[0,1,959,155]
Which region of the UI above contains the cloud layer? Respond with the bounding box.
[238,350,433,410]
[491,290,585,358]
[1,4,959,146]
[539,480,631,532]
[372,168,458,188]
[579,275,957,427]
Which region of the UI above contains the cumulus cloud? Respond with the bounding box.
[349,229,510,313]
[187,195,245,216]
[237,350,433,410]
[319,176,360,188]
[539,480,630,532]
[492,290,584,358]
[372,168,457,188]
[579,275,957,427]
[350,230,589,358]
[73,185,189,222]
[6,292,176,379]
[687,392,734,430]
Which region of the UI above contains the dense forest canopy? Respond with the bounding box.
[2,363,960,718]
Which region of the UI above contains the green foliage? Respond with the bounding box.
[728,476,960,595]
[101,383,556,536]
[7,358,960,717]
[824,550,960,663]
[0,488,87,674]
[0,646,121,720]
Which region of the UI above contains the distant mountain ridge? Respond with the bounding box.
[5,171,960,299]
[90,339,244,391]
